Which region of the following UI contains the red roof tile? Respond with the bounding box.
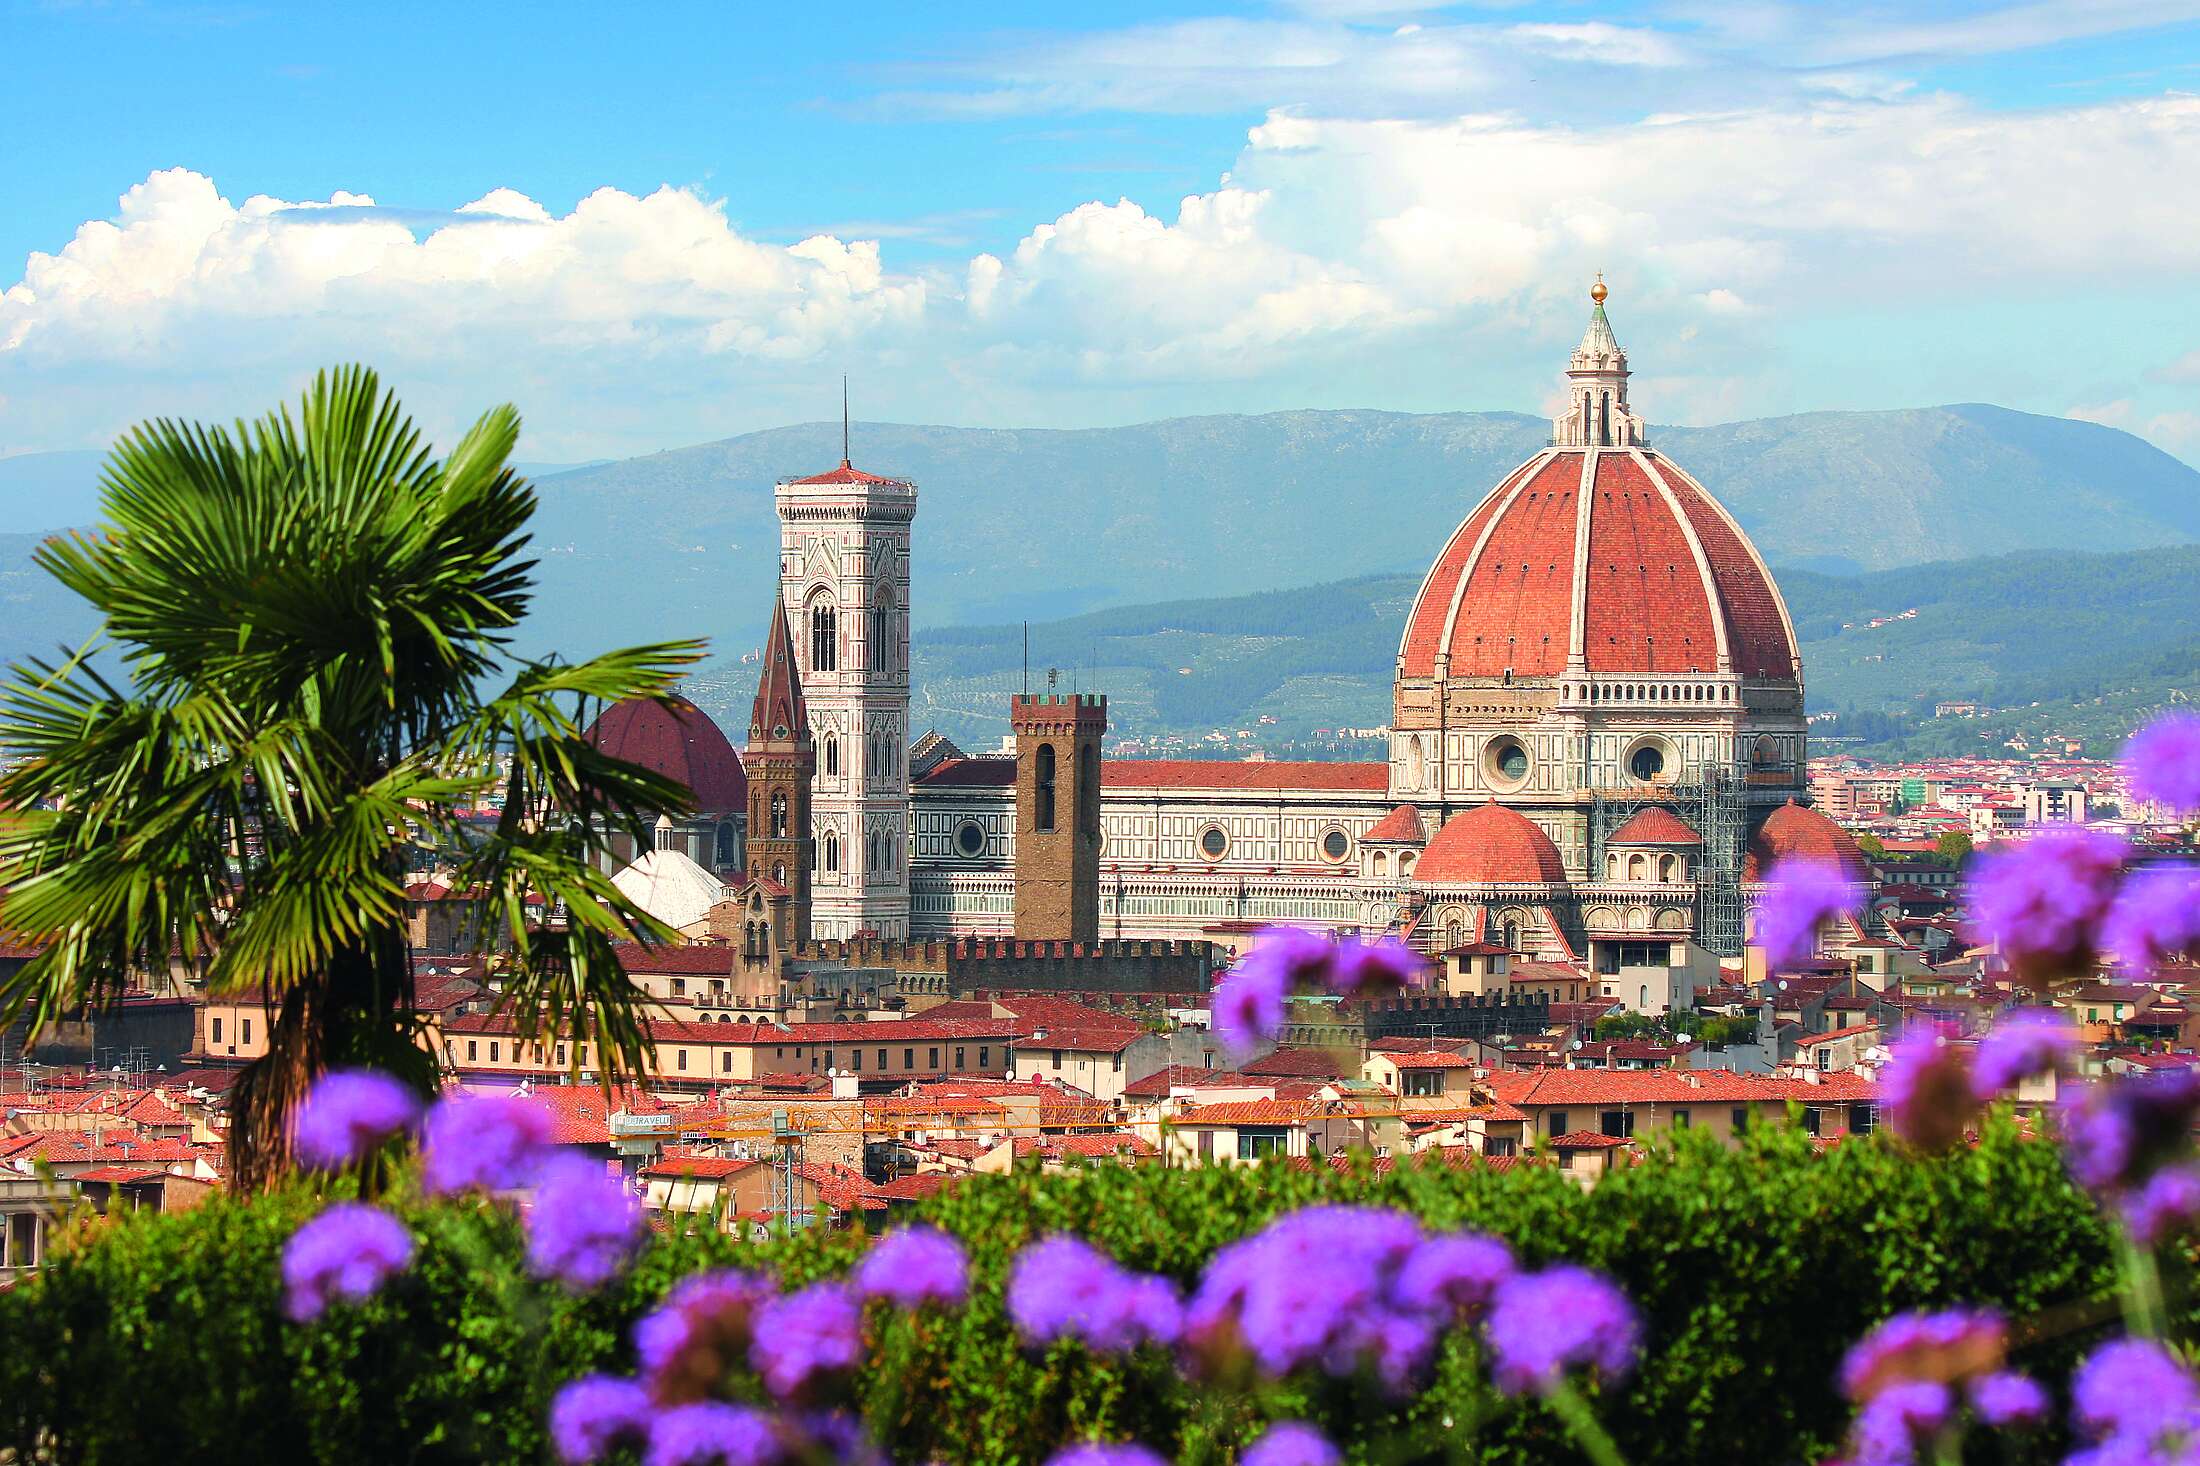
[586,695,746,813]
[1362,805,1426,843]
[1607,807,1704,847]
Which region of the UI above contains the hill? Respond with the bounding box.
[905,546,2200,759]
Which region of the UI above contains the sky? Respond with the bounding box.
[3,0,2200,465]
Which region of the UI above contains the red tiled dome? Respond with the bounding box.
[1416,803,1568,885]
[1746,800,1867,883]
[586,696,747,814]
[1362,804,1426,844]
[1397,448,1798,681]
[1607,807,1703,847]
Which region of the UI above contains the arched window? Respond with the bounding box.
[1445,920,1462,949]
[1034,743,1056,833]
[823,734,838,776]
[1640,983,1650,1009]
[771,790,788,838]
[1371,850,1390,878]
[869,588,896,672]
[824,835,838,873]
[1628,853,1647,882]
[1503,919,1521,951]
[1079,741,1098,817]
[1659,854,1678,883]
[808,601,837,673]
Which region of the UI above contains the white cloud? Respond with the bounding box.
[2152,349,2200,384]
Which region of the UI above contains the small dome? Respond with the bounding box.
[610,848,729,931]
[1362,805,1426,844]
[1746,800,1867,883]
[587,695,747,814]
[1416,803,1568,885]
[1607,807,1703,847]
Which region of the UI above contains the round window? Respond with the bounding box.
[1483,735,1531,787]
[1321,829,1350,861]
[1629,744,1666,782]
[954,819,985,857]
[1498,745,1529,779]
[1199,826,1229,860]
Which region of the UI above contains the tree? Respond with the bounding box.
[0,369,701,1188]
[1857,834,1887,859]
[1936,831,1975,866]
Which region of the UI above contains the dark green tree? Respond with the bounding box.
[0,369,700,1188]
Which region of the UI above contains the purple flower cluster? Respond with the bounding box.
[1834,1309,2049,1464]
[1045,1446,1170,1466]
[1187,1206,1516,1390]
[281,1202,415,1322]
[1240,1422,1340,1466]
[852,1225,969,1309]
[2124,710,2200,815]
[749,1284,864,1400]
[2062,1067,2200,1196]
[1969,1009,2080,1099]
[1483,1265,1641,1396]
[2102,863,2200,970]
[1876,1030,1980,1153]
[2121,1163,2200,1247]
[294,1069,422,1169]
[421,1093,556,1195]
[2069,1338,2200,1462]
[1008,1234,1182,1352]
[636,1270,776,1403]
[1210,926,1426,1054]
[641,1401,782,1466]
[1839,1308,2007,1402]
[526,1154,644,1291]
[549,1376,652,1465]
[1756,859,1862,968]
[1970,828,2128,979]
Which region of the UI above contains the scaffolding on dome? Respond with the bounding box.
[1588,765,1747,958]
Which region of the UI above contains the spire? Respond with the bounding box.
[1552,273,1644,449]
[749,595,809,745]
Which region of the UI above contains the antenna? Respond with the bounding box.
[1022,623,1029,695]
[841,375,850,466]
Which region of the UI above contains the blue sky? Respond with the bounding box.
[4,0,2199,464]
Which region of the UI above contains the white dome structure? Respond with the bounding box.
[611,847,728,933]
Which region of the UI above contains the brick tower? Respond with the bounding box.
[1011,693,1107,941]
[744,594,815,942]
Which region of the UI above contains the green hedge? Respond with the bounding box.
[0,1120,2166,1464]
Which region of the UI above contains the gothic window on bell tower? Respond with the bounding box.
[1035,743,1057,833]
[771,790,788,838]
[809,602,837,673]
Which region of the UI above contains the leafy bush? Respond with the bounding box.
[0,1120,2152,1464]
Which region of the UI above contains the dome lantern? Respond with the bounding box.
[1553,276,1645,449]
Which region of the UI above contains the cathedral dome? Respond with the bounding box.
[1397,284,1797,685]
[1745,800,1868,883]
[1416,802,1568,885]
[586,695,748,814]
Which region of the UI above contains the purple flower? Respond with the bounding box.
[1756,858,1860,967]
[1482,1265,1641,1396]
[790,1412,886,1466]
[1847,1379,1952,1465]
[852,1226,967,1309]
[2102,865,2200,970]
[281,1203,414,1322]
[1395,1232,1515,1317]
[1970,1009,2081,1100]
[1008,1235,1181,1353]
[1839,1309,2006,1402]
[2122,1163,2200,1247]
[1045,1447,1170,1466]
[1241,1422,1340,1466]
[2125,711,2200,814]
[1328,936,1425,997]
[1971,829,2127,979]
[294,1069,421,1169]
[525,1154,643,1290]
[548,1375,652,1465]
[644,1402,782,1466]
[1188,1206,1437,1387]
[1878,1030,1980,1152]
[636,1270,775,1403]
[1967,1371,2048,1430]
[421,1093,554,1194]
[749,1282,864,1400]
[1213,964,1292,1057]
[2071,1338,2200,1443]
[2061,1069,2200,1194]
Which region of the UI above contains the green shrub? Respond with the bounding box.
[0,1120,2153,1464]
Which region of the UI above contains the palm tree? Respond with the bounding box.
[0,367,702,1188]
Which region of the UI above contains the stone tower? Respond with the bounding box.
[743,594,815,942]
[775,430,916,939]
[1011,693,1107,942]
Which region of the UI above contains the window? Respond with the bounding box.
[581,1045,590,1067]
[1237,1128,1290,1160]
[1673,1109,1691,1129]
[1199,825,1229,860]
[1802,1107,1822,1137]
[955,1046,966,1069]
[489,1041,499,1062]
[211,1016,222,1044]
[671,978,686,997]
[849,1048,861,1071]
[1034,744,1057,833]
[1404,1071,1444,1098]
[1052,1049,1063,1069]
[903,1048,914,1070]
[1548,1111,1568,1136]
[770,791,788,838]
[1629,744,1666,781]
[242,1017,253,1046]
[468,1040,478,1062]
[955,820,986,857]
[1598,1109,1635,1139]
[1732,1107,1749,1133]
[556,1044,566,1065]
[722,1052,733,1073]
[1851,1103,1876,1135]
[979,1046,990,1068]
[809,602,837,672]
[1321,829,1350,861]
[824,836,839,874]
[676,1049,687,1071]
[877,1048,887,1071]
[823,735,838,775]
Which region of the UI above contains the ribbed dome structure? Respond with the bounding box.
[1606,807,1703,847]
[586,695,747,813]
[1745,800,1867,883]
[1416,803,1568,885]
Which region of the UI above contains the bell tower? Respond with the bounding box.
[1011,692,1107,942]
[744,594,814,943]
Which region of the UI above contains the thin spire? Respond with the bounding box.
[841,375,850,467]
